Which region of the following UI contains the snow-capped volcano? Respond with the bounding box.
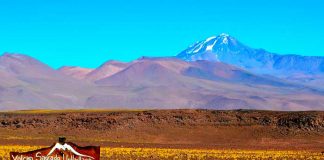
[184,33,246,54]
[177,33,268,71]
[176,33,324,76]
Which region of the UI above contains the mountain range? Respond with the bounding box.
[1,34,324,111]
[177,33,324,86]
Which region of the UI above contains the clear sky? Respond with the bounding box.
[0,0,323,68]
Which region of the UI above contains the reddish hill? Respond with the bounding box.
[58,66,93,80]
[85,60,129,81]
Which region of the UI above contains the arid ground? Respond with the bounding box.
[0,109,323,151]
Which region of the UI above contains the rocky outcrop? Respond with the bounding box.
[0,110,324,133]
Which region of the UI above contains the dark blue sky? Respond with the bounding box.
[0,0,323,68]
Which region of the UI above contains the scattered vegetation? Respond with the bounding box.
[0,145,323,160]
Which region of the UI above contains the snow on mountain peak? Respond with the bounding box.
[218,33,231,44]
[220,36,229,44]
[176,33,255,63]
[219,33,230,37]
[186,33,236,53]
[205,36,217,42]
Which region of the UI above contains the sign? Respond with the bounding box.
[10,137,100,160]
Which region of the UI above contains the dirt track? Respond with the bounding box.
[0,109,323,150]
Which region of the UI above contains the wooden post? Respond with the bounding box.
[59,137,66,144]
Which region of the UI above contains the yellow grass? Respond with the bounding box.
[0,109,148,114]
[0,145,323,160]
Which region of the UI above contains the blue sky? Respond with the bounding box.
[0,0,324,68]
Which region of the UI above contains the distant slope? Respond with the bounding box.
[0,53,96,110]
[58,66,93,80]
[0,53,63,79]
[1,53,324,111]
[91,57,324,110]
[85,60,129,81]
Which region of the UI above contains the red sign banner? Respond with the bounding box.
[10,138,100,160]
